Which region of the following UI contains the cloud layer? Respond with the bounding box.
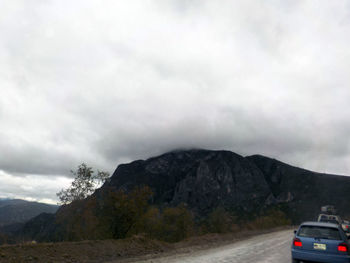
[1,0,350,203]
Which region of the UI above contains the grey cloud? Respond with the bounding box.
[96,106,314,165]
[0,170,71,204]
[0,0,350,202]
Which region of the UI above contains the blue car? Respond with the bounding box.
[292,221,350,263]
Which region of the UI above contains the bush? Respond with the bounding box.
[0,233,8,245]
[102,186,154,239]
[204,207,238,234]
[134,207,163,239]
[54,186,154,241]
[159,204,194,242]
[246,209,291,230]
[134,204,194,242]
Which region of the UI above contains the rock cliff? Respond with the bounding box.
[105,150,271,214]
[18,149,350,241]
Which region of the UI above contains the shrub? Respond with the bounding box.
[204,207,238,234]
[158,204,194,242]
[246,209,291,230]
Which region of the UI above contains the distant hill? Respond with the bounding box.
[0,199,58,226]
[19,149,350,242]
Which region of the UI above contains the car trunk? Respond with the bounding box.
[297,225,348,256]
[299,236,343,255]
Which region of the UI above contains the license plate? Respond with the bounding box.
[314,243,326,250]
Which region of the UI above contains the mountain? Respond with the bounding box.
[247,154,350,221]
[19,149,350,242]
[106,150,271,214]
[104,150,350,221]
[0,199,58,226]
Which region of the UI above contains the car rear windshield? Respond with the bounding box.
[319,219,340,224]
[298,226,341,240]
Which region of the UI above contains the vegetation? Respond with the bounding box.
[0,233,8,244]
[246,209,292,230]
[56,163,110,205]
[136,204,194,242]
[55,187,291,244]
[203,207,239,234]
[53,186,196,242]
[45,163,292,244]
[102,186,155,239]
[100,188,195,242]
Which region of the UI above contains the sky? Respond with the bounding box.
[1,0,350,204]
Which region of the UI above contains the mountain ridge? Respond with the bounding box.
[0,199,58,227]
[17,149,350,242]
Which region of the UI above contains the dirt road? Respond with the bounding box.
[131,229,294,263]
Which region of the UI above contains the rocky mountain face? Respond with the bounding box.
[104,150,350,220]
[105,150,271,214]
[19,149,350,242]
[247,154,350,221]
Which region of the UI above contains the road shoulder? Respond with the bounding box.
[113,226,294,263]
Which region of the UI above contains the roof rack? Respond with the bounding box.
[321,205,337,215]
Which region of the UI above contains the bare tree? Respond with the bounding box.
[57,163,110,205]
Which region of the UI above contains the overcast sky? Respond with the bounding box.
[1,0,350,204]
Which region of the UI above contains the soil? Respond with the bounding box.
[0,226,293,263]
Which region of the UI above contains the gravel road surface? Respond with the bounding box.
[135,229,294,263]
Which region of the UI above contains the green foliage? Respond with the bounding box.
[56,163,110,205]
[55,186,155,241]
[133,207,163,239]
[122,203,195,242]
[0,232,8,245]
[96,188,194,242]
[55,178,291,243]
[204,207,238,234]
[158,204,194,242]
[246,209,291,230]
[107,186,154,239]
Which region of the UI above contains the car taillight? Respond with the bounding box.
[338,243,348,252]
[293,238,302,247]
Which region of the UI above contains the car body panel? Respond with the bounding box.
[292,248,350,263]
[292,221,350,263]
[317,214,350,233]
[318,214,342,224]
[342,222,350,234]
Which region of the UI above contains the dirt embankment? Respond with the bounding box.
[0,226,294,263]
